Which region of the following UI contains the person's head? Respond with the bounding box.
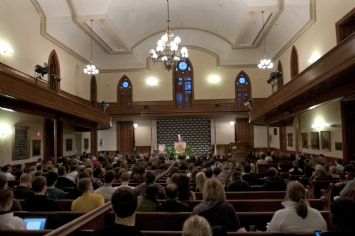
[144,184,159,200]
[244,164,251,173]
[213,167,221,176]
[77,178,93,193]
[170,173,180,184]
[45,171,58,187]
[120,172,130,182]
[0,189,14,211]
[329,165,338,175]
[32,176,47,193]
[265,167,278,178]
[329,197,355,231]
[344,164,355,174]
[104,170,116,184]
[182,215,212,236]
[335,159,342,165]
[36,164,43,171]
[232,170,242,180]
[286,181,308,219]
[166,183,179,199]
[203,178,226,201]
[111,187,138,218]
[2,164,11,173]
[19,173,32,186]
[314,164,324,173]
[58,166,67,176]
[204,167,213,178]
[144,170,156,184]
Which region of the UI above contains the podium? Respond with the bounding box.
[174,142,186,154]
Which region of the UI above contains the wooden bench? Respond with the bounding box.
[17,199,74,211]
[194,191,286,200]
[306,179,342,199]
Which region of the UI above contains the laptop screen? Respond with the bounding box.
[23,217,47,230]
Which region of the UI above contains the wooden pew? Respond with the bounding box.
[306,180,342,199]
[17,199,74,211]
[0,230,51,235]
[194,191,286,200]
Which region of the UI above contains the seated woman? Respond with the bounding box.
[182,215,212,236]
[0,189,26,230]
[267,181,327,232]
[195,172,207,192]
[192,178,243,232]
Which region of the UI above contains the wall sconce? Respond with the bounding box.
[229,120,235,127]
[147,78,158,86]
[3,48,14,55]
[308,55,320,64]
[208,75,220,83]
[0,124,12,136]
[133,123,138,129]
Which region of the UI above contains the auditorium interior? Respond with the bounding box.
[1,0,355,166]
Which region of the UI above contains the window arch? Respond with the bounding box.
[290,45,299,79]
[117,75,132,110]
[48,50,60,92]
[277,60,284,90]
[235,71,251,108]
[174,59,193,109]
[90,75,97,108]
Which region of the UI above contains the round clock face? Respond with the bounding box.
[179,62,187,70]
[122,81,129,88]
[239,77,245,84]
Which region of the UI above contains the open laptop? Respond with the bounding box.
[23,217,47,230]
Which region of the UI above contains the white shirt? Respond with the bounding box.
[4,172,15,181]
[94,185,118,200]
[265,156,273,161]
[267,201,327,232]
[0,212,26,230]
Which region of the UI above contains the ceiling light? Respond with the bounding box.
[258,11,273,70]
[149,0,188,71]
[84,20,99,75]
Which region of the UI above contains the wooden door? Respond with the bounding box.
[235,118,254,146]
[116,121,134,155]
[280,127,286,151]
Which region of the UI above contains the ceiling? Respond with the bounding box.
[33,0,314,71]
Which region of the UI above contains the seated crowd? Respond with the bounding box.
[0,150,355,235]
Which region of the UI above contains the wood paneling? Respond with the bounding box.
[116,121,134,155]
[136,146,151,154]
[290,46,299,79]
[249,31,355,126]
[336,7,355,44]
[216,144,230,155]
[279,127,286,151]
[235,118,254,147]
[341,99,355,162]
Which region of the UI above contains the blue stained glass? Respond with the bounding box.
[246,82,249,84]
[175,67,178,72]
[188,67,191,71]
[179,62,188,70]
[239,77,246,84]
[244,93,248,97]
[122,81,129,88]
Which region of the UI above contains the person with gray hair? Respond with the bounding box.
[182,215,212,236]
[308,164,331,184]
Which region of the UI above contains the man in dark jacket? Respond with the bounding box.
[242,164,263,185]
[156,184,190,212]
[261,168,287,191]
[225,171,250,192]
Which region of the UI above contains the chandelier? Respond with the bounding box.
[149,0,188,71]
[258,11,273,69]
[84,20,99,75]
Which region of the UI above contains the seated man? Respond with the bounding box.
[23,176,62,211]
[322,197,355,236]
[156,183,190,212]
[0,174,22,211]
[242,164,263,185]
[13,173,34,199]
[225,171,250,192]
[0,189,26,229]
[94,170,117,200]
[45,172,66,200]
[2,165,15,181]
[71,178,104,212]
[66,171,90,199]
[261,168,287,191]
[91,187,145,236]
[135,171,166,199]
[116,172,135,189]
[56,166,75,187]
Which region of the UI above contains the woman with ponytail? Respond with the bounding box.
[267,181,327,232]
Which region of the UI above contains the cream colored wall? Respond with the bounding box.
[254,126,268,148]
[62,123,77,157]
[99,49,272,103]
[298,101,342,158]
[275,2,355,84]
[269,127,280,149]
[0,2,91,100]
[0,110,44,166]
[81,132,91,154]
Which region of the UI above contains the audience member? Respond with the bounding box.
[322,197,355,235]
[225,171,249,192]
[329,165,340,179]
[195,172,207,192]
[242,164,262,185]
[289,161,303,174]
[334,159,344,172]
[267,181,327,232]
[309,164,332,183]
[71,178,105,212]
[23,176,62,211]
[66,171,90,199]
[45,172,66,200]
[156,183,191,212]
[218,163,233,180]
[204,167,213,178]
[0,189,26,229]
[212,167,225,183]
[135,171,166,199]
[13,173,34,199]
[91,187,145,236]
[94,170,118,200]
[56,166,76,187]
[182,215,212,236]
[192,178,242,232]
[265,151,273,161]
[136,184,160,212]
[261,168,287,191]
[116,172,135,189]
[176,174,196,200]
[2,165,15,181]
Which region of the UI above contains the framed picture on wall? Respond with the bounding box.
[301,133,308,148]
[84,138,89,150]
[287,133,293,147]
[66,139,72,151]
[13,126,30,160]
[32,140,41,156]
[335,142,342,151]
[321,131,331,151]
[310,132,320,150]
[269,134,273,143]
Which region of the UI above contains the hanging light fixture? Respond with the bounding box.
[258,11,273,70]
[149,0,188,71]
[84,20,99,75]
[229,115,235,127]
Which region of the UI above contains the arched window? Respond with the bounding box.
[277,60,284,90]
[48,50,60,92]
[290,45,299,79]
[174,59,193,109]
[90,75,97,108]
[235,71,251,108]
[117,75,132,110]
